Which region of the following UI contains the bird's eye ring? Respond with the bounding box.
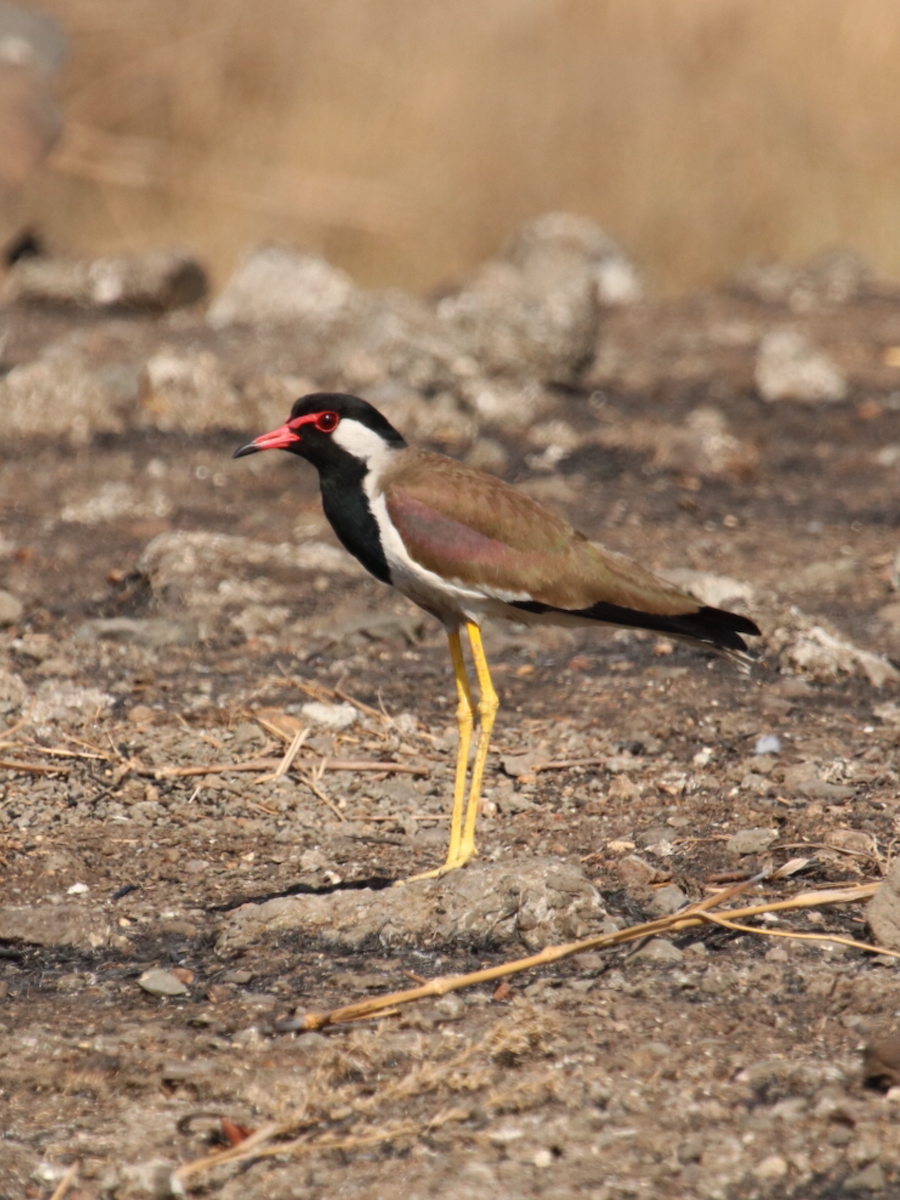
[315,411,340,433]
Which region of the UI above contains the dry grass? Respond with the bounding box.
[22,2,900,292]
[173,878,891,1185]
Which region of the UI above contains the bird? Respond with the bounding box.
[234,392,760,882]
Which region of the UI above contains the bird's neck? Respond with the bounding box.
[317,454,392,585]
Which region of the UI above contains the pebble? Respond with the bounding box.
[75,617,199,647]
[98,1158,181,1199]
[302,701,360,730]
[752,1153,789,1181]
[647,884,688,916]
[842,1162,886,1193]
[137,969,190,998]
[867,860,900,951]
[754,734,782,755]
[863,1025,900,1088]
[434,994,466,1022]
[617,854,656,891]
[0,903,109,950]
[795,780,856,802]
[755,329,847,403]
[0,589,23,626]
[630,938,684,965]
[726,828,778,856]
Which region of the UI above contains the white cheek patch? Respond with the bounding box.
[332,420,398,475]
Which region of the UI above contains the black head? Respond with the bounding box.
[232,392,407,470]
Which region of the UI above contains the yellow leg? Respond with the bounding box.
[455,621,499,867]
[444,629,476,867]
[396,628,476,885]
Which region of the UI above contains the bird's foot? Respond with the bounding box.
[394,844,478,887]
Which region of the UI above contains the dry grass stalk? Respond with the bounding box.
[175,1010,557,1180]
[295,881,881,1032]
[255,725,309,782]
[0,757,71,775]
[699,911,896,958]
[146,757,427,779]
[48,1162,79,1200]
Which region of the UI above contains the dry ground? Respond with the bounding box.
[2,290,900,1199]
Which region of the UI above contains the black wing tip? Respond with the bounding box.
[692,605,761,652]
[511,598,761,653]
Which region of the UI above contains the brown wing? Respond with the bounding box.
[382,450,705,616]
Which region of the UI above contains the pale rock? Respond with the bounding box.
[755,329,847,403]
[0,588,23,625]
[727,828,778,856]
[141,347,241,433]
[138,969,189,998]
[207,246,361,328]
[300,701,358,731]
[868,859,900,951]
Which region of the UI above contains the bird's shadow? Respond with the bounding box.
[208,875,394,913]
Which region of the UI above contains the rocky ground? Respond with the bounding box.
[3,224,900,1199]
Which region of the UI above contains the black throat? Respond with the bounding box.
[317,456,392,586]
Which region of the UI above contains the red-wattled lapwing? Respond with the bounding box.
[234,393,760,882]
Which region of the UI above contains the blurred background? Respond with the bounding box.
[6,0,900,293]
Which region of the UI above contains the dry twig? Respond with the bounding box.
[146,757,427,779]
[48,1162,79,1200]
[292,881,880,1032]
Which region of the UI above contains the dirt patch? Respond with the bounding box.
[2,267,900,1198]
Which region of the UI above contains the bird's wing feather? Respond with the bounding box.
[382,451,704,616]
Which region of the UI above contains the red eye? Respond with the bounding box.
[315,411,339,433]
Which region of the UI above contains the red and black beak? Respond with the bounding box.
[233,421,302,459]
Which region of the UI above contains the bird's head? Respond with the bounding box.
[233,392,407,472]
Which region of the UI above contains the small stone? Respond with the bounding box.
[796,780,856,802]
[75,617,199,647]
[683,942,708,959]
[617,854,656,891]
[0,903,109,950]
[66,882,89,895]
[643,1040,672,1059]
[98,1158,180,1199]
[863,1025,900,1089]
[630,938,684,965]
[648,884,688,916]
[138,969,190,998]
[781,621,900,688]
[128,705,155,725]
[435,994,466,1022]
[726,828,778,856]
[607,773,639,801]
[842,1162,886,1193]
[827,829,875,856]
[0,589,23,626]
[753,1154,789,1181]
[233,721,266,749]
[754,734,782,755]
[755,329,847,403]
[300,701,358,730]
[867,860,900,952]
